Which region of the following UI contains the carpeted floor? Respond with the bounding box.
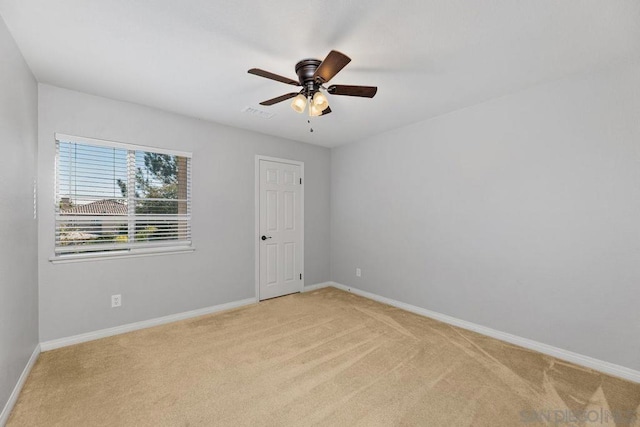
[8,287,640,426]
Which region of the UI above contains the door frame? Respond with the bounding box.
[255,155,304,301]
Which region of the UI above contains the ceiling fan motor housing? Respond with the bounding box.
[295,59,322,95]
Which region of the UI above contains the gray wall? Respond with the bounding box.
[0,16,39,415]
[331,63,640,371]
[38,85,331,342]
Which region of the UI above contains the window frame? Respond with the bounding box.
[50,133,194,263]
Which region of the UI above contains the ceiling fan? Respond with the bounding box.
[248,50,377,117]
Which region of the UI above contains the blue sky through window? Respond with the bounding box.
[57,141,176,206]
[58,142,127,204]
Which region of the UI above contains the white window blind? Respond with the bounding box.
[54,135,192,257]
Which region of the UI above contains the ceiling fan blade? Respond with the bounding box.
[259,92,300,106]
[320,107,332,116]
[313,50,351,83]
[327,85,377,98]
[248,68,300,86]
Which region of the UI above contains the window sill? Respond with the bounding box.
[49,246,195,264]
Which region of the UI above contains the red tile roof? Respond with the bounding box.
[61,199,127,215]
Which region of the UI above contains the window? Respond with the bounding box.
[54,134,192,259]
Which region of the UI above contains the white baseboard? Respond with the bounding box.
[40,297,257,352]
[0,344,40,426]
[302,282,333,292]
[329,282,640,384]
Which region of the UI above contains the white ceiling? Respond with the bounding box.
[1,1,639,147]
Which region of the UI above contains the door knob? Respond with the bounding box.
[261,235,272,240]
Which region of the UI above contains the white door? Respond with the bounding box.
[258,159,303,300]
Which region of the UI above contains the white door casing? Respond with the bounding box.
[256,157,303,300]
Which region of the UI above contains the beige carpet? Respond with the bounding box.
[8,287,640,426]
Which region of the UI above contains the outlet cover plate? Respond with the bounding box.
[111,294,122,308]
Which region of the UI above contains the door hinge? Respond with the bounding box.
[300,273,302,280]
[299,178,302,185]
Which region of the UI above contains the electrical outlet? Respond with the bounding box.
[111,294,122,308]
[356,268,361,277]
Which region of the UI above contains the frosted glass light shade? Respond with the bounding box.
[309,103,322,117]
[312,91,329,111]
[290,94,307,113]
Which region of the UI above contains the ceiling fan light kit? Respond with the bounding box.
[248,50,377,118]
